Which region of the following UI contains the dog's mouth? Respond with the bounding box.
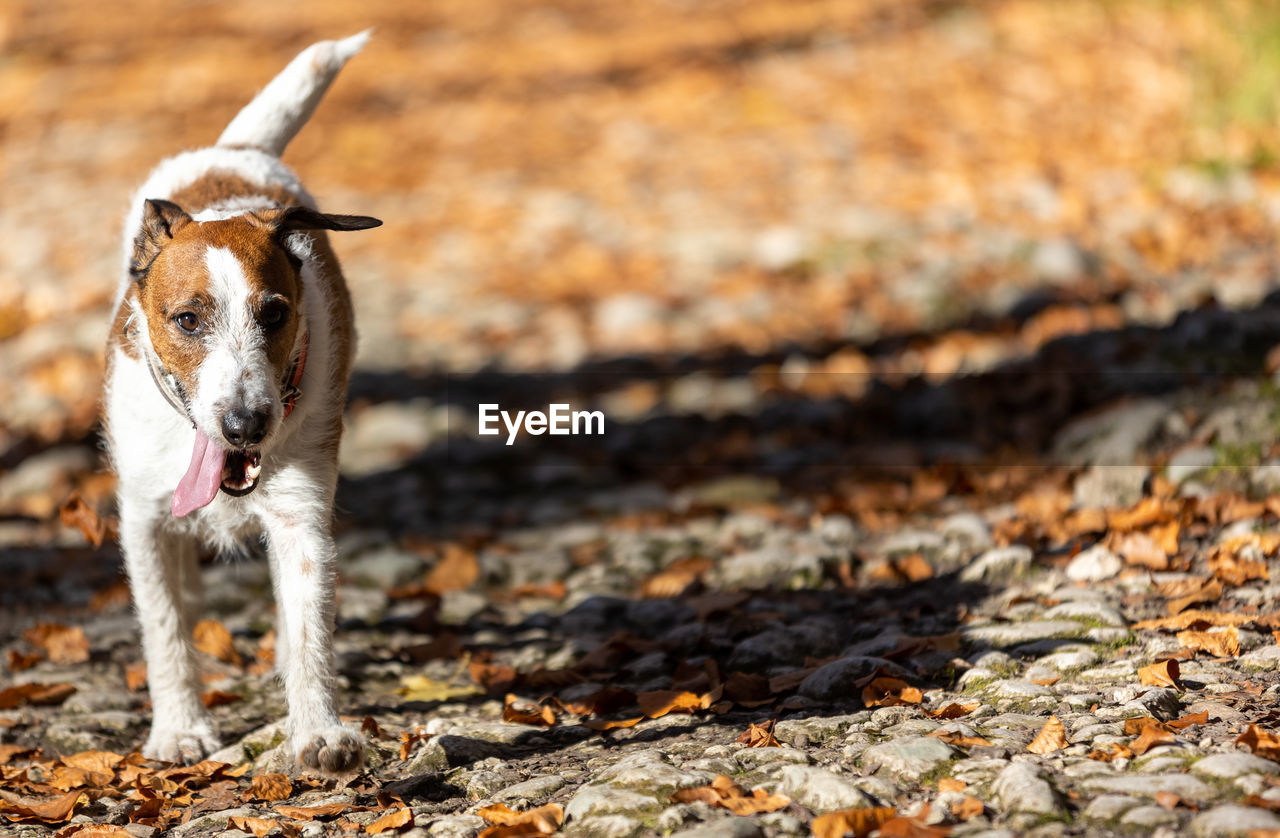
[220,449,262,497]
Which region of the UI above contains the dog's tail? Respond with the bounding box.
[216,30,371,157]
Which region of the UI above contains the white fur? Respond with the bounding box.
[105,34,368,771]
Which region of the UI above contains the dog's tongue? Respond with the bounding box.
[172,429,226,517]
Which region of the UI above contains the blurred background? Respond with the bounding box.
[5,0,1280,605]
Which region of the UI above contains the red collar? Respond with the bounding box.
[281,331,308,419]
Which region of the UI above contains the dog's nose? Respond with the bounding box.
[220,409,268,447]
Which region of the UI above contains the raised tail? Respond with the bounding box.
[216,30,371,157]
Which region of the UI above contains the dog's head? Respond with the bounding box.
[129,199,379,511]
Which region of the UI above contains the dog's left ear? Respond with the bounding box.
[131,199,193,280]
[273,206,382,232]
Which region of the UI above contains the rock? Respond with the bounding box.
[1042,600,1126,626]
[775,766,877,813]
[988,679,1055,699]
[1053,399,1170,466]
[1064,545,1124,583]
[668,818,763,838]
[860,737,957,784]
[1082,795,1141,821]
[564,814,645,838]
[1072,465,1149,510]
[799,657,908,701]
[1080,774,1214,802]
[1120,805,1183,827]
[960,545,1033,583]
[492,775,568,804]
[734,747,810,770]
[774,714,864,745]
[426,816,486,838]
[1191,753,1280,779]
[1167,446,1216,485]
[1122,688,1182,721]
[962,621,1084,648]
[564,786,661,821]
[1190,804,1280,836]
[1239,646,1280,672]
[343,546,424,588]
[595,752,709,791]
[1031,237,1085,283]
[992,762,1061,815]
[727,628,809,670]
[466,771,507,800]
[713,545,823,590]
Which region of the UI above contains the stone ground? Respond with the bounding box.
[10,1,1280,837]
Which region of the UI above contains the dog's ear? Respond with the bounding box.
[131,199,192,281]
[275,206,382,232]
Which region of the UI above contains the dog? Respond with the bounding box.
[104,32,380,772]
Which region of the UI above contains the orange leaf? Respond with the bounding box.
[1138,659,1181,687]
[1112,531,1169,571]
[59,492,111,547]
[274,803,348,820]
[1238,725,1280,761]
[811,807,897,838]
[1088,743,1133,761]
[201,690,243,708]
[8,650,43,671]
[671,776,790,816]
[0,682,75,710]
[193,620,243,667]
[1167,579,1223,615]
[736,720,781,748]
[1169,710,1210,729]
[638,690,702,719]
[228,817,280,838]
[924,702,980,719]
[56,826,137,837]
[861,677,923,708]
[476,803,563,837]
[1129,722,1176,756]
[1177,626,1240,658]
[424,544,478,595]
[0,791,87,824]
[125,664,147,691]
[937,778,966,793]
[951,796,984,820]
[929,730,992,748]
[1027,715,1067,754]
[249,773,293,802]
[503,694,556,727]
[366,807,412,834]
[583,717,643,731]
[23,624,89,665]
[60,751,123,773]
[1133,610,1256,631]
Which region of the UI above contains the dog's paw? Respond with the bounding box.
[294,725,364,774]
[143,723,221,765]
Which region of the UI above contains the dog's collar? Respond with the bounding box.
[131,316,309,428]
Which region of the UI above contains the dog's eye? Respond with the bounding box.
[261,304,287,328]
[174,312,200,333]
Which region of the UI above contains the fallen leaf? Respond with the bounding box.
[736,720,780,748]
[56,826,136,837]
[125,664,147,691]
[0,791,87,824]
[249,773,293,802]
[1130,722,1177,756]
[1167,579,1223,615]
[23,624,89,665]
[61,751,123,773]
[1112,531,1169,570]
[1027,715,1067,754]
[1177,626,1240,657]
[193,620,242,667]
[59,492,111,547]
[1169,710,1210,729]
[671,775,790,815]
[8,649,43,671]
[811,807,897,838]
[925,702,980,719]
[1238,725,1280,761]
[201,690,243,708]
[861,677,923,708]
[0,682,76,710]
[1088,743,1133,761]
[929,730,993,748]
[366,807,412,834]
[0,745,37,764]
[583,717,643,731]
[424,544,478,594]
[937,778,966,793]
[1133,610,1258,631]
[638,690,704,719]
[274,803,349,820]
[476,803,563,837]
[227,816,281,838]
[640,557,713,597]
[503,694,556,727]
[1138,659,1181,687]
[951,796,984,820]
[396,675,481,703]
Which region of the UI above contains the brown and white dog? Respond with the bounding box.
[104,33,380,772]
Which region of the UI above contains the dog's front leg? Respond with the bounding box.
[261,498,363,773]
[120,503,220,763]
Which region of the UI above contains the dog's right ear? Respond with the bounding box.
[130,199,193,281]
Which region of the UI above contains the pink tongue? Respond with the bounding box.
[171,429,227,517]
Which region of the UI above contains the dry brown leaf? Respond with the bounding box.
[1030,673,1061,686]
[861,677,923,708]
[59,492,111,547]
[1210,553,1270,586]
[23,624,89,665]
[1112,531,1169,571]
[1167,579,1223,615]
[424,544,478,595]
[640,557,713,597]
[1133,610,1257,631]
[1027,715,1067,754]
[1177,626,1240,657]
[637,690,705,719]
[9,649,44,671]
[951,796,984,820]
[125,664,147,691]
[366,807,413,834]
[1238,725,1280,761]
[1138,659,1181,687]
[1088,743,1133,761]
[877,807,952,838]
[1169,710,1211,729]
[56,826,137,837]
[736,720,780,748]
[811,807,896,838]
[671,775,790,816]
[201,690,243,708]
[925,702,980,719]
[60,751,123,773]
[894,553,935,582]
[193,620,242,667]
[503,694,556,727]
[249,773,293,802]
[0,682,76,710]
[937,778,966,793]
[227,817,281,838]
[1129,722,1177,756]
[476,803,563,838]
[1108,497,1176,532]
[274,803,349,820]
[0,745,37,765]
[583,717,643,731]
[0,791,87,824]
[929,730,993,748]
